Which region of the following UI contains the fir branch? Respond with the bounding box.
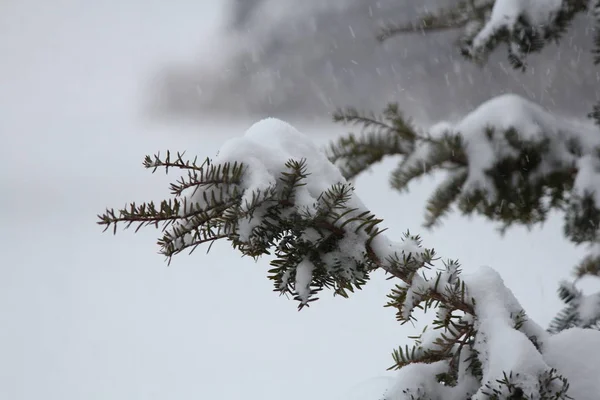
[388,317,474,371]
[327,131,410,180]
[279,158,309,204]
[143,151,207,173]
[100,151,480,316]
[333,103,417,142]
[376,0,487,42]
[98,198,212,234]
[549,280,600,333]
[389,133,466,193]
[377,0,587,71]
[333,106,394,134]
[330,104,439,180]
[423,169,469,229]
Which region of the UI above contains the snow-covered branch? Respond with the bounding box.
[334,93,600,334]
[99,118,600,398]
[380,0,589,70]
[336,95,600,255]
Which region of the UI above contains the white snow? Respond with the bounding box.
[470,0,563,53]
[543,328,600,399]
[386,361,450,398]
[295,258,315,303]
[370,235,422,262]
[577,292,600,326]
[400,273,429,320]
[385,359,480,400]
[216,118,346,213]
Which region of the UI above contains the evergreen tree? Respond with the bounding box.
[98,1,600,398]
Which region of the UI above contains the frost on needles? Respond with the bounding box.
[99,119,600,399]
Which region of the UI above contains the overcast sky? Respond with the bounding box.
[0,1,591,400]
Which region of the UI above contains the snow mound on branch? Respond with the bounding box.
[211,118,421,303]
[380,267,600,399]
[430,93,600,199]
[464,267,550,399]
[472,0,563,51]
[543,327,600,399]
[214,118,353,302]
[207,118,430,304]
[216,118,346,210]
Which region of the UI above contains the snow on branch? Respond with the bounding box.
[336,94,600,242]
[334,94,600,229]
[99,118,437,307]
[378,0,588,70]
[549,280,600,332]
[333,93,600,334]
[98,118,597,398]
[329,103,421,180]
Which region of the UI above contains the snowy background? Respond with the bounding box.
[0,1,591,399]
[151,0,597,123]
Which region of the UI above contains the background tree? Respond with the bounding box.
[99,1,600,398]
[330,0,600,333]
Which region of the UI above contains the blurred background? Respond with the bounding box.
[0,1,595,399]
[150,0,597,124]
